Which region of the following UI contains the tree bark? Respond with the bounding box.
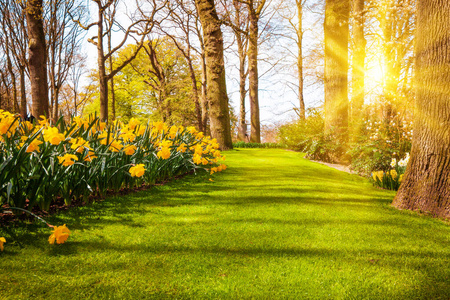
[324,0,350,137]
[350,0,365,138]
[392,0,450,219]
[200,48,209,133]
[247,1,262,143]
[26,0,49,118]
[195,0,233,150]
[296,0,305,120]
[19,65,27,118]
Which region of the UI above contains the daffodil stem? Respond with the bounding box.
[4,207,53,227]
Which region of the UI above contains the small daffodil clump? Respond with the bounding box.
[371,153,409,191]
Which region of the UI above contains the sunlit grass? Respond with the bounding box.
[1,149,449,299]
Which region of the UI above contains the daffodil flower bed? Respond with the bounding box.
[0,110,226,212]
[371,153,409,190]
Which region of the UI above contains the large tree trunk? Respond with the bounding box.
[392,0,450,219]
[248,6,260,143]
[324,0,350,136]
[195,0,233,150]
[97,7,108,122]
[26,0,49,118]
[350,0,366,138]
[296,0,305,120]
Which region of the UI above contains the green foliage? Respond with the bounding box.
[349,110,412,176]
[278,108,347,162]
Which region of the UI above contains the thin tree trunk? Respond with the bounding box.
[237,33,247,141]
[108,31,116,121]
[392,0,450,219]
[351,0,365,138]
[26,0,49,118]
[97,6,108,122]
[200,52,208,132]
[19,66,27,118]
[324,0,350,136]
[248,7,260,143]
[188,61,203,132]
[296,0,305,120]
[195,0,233,150]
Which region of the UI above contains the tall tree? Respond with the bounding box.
[244,0,266,143]
[46,0,85,120]
[324,0,350,136]
[195,0,233,149]
[220,0,250,140]
[26,0,50,118]
[73,0,162,122]
[1,0,29,118]
[392,0,450,219]
[350,0,365,131]
[157,0,207,132]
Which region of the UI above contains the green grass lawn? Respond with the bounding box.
[1,149,449,299]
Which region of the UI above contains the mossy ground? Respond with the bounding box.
[1,149,449,299]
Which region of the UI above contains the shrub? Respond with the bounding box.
[278,108,348,163]
[232,142,281,148]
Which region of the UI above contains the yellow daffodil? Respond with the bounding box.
[123,145,137,155]
[153,121,167,132]
[187,126,196,134]
[58,154,78,166]
[84,151,97,162]
[49,224,71,244]
[159,140,173,148]
[177,143,187,153]
[38,115,49,126]
[193,154,202,165]
[0,237,5,251]
[70,138,89,153]
[120,131,136,143]
[109,140,123,152]
[129,164,146,177]
[390,169,398,179]
[26,139,43,153]
[168,126,178,139]
[193,144,203,156]
[43,127,65,145]
[196,132,204,139]
[128,117,140,130]
[157,147,171,159]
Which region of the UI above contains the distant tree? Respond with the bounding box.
[195,0,233,149]
[157,0,208,131]
[350,0,365,135]
[72,0,164,122]
[219,0,250,141]
[0,0,29,117]
[46,0,86,120]
[392,0,450,219]
[324,0,350,137]
[242,0,267,143]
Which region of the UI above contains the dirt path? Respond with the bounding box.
[309,160,354,174]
